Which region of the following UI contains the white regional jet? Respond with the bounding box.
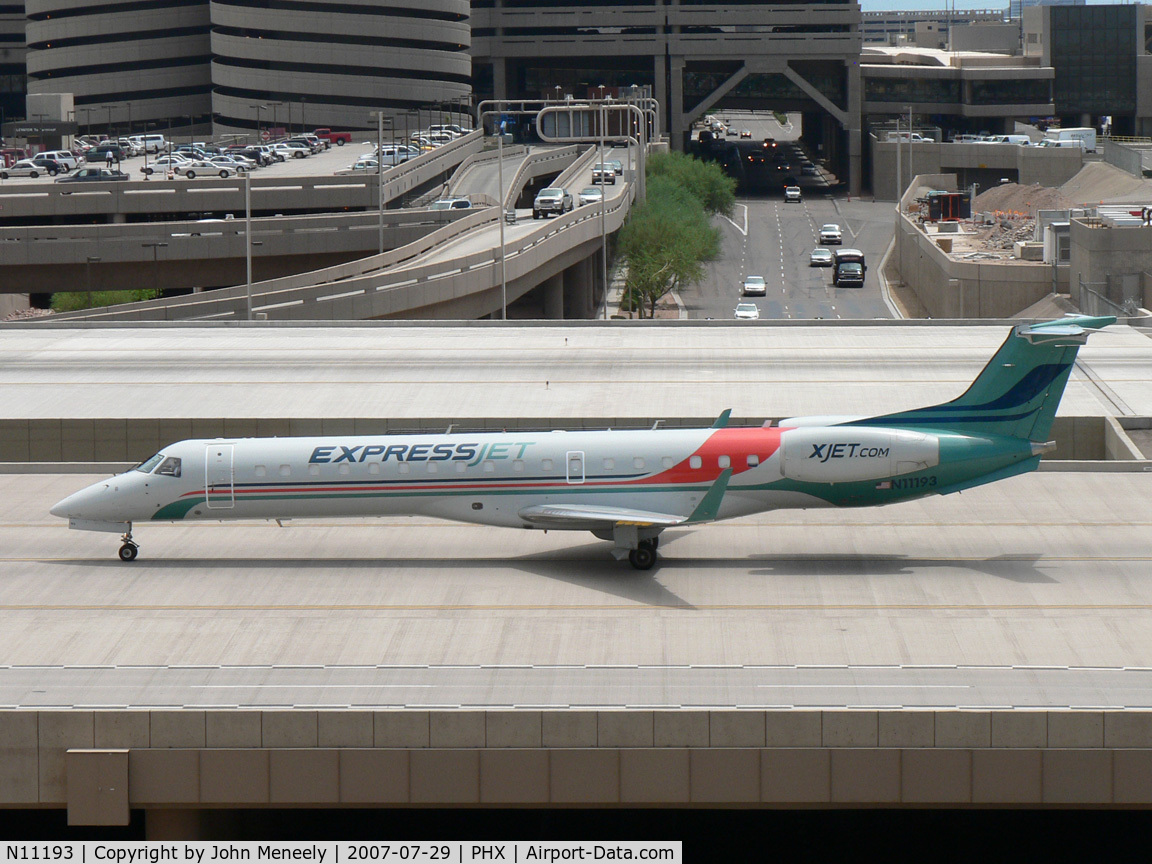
[52,317,1112,570]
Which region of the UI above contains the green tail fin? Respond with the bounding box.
[849,316,1115,441]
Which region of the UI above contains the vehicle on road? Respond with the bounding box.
[801,164,817,176]
[429,198,472,210]
[1043,127,1095,152]
[313,128,352,146]
[733,302,760,320]
[0,158,54,178]
[819,223,843,245]
[741,275,767,296]
[740,129,752,138]
[726,127,738,136]
[832,248,867,287]
[50,317,1116,572]
[578,186,603,206]
[533,187,574,219]
[809,249,834,267]
[607,159,623,175]
[784,186,801,203]
[56,167,129,183]
[592,164,615,184]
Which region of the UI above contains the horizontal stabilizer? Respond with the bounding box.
[518,504,689,530]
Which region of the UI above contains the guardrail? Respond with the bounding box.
[0,131,483,222]
[55,178,635,322]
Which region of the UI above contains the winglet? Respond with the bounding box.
[686,468,732,523]
[711,409,732,429]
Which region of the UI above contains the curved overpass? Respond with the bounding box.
[50,144,627,322]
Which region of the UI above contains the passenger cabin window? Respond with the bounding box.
[662,457,674,469]
[718,455,731,469]
[747,455,760,467]
[542,458,554,471]
[156,457,182,477]
[456,462,467,473]
[603,458,615,470]
[512,459,524,472]
[255,465,266,477]
[634,457,645,470]
[308,464,320,476]
[368,463,380,475]
[279,464,291,477]
[689,456,702,469]
[427,462,438,473]
[338,463,350,475]
[398,463,411,475]
[483,460,495,473]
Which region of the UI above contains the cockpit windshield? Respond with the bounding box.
[134,453,164,474]
[133,453,181,477]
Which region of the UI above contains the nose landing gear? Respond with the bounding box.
[118,526,138,562]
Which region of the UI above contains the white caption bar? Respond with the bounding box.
[2,843,682,864]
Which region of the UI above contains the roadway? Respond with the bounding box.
[4,469,1152,708]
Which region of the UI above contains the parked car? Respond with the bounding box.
[337,159,380,174]
[533,187,574,218]
[140,155,191,175]
[741,275,767,296]
[39,149,80,170]
[29,155,67,175]
[287,135,323,153]
[809,248,834,267]
[313,128,352,146]
[89,144,127,163]
[0,159,54,178]
[128,134,171,154]
[578,186,603,206]
[56,167,130,183]
[211,156,254,172]
[429,198,472,210]
[279,141,311,158]
[819,223,843,245]
[591,163,615,185]
[734,302,760,320]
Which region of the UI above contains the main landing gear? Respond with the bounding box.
[628,538,659,571]
[118,525,138,562]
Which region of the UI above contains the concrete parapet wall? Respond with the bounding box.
[0,416,1132,464]
[895,209,1056,318]
[6,709,1152,820]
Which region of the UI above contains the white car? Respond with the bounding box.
[742,275,767,296]
[819,223,843,245]
[784,186,801,203]
[338,159,380,174]
[734,302,760,320]
[578,186,603,206]
[0,159,53,178]
[210,156,252,173]
[140,155,190,175]
[180,159,234,178]
[279,142,311,158]
[810,249,834,267]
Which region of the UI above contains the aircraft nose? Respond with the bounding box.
[50,483,109,519]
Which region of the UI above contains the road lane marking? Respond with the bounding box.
[721,203,748,236]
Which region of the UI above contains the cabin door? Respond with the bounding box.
[566,451,585,484]
[205,444,235,510]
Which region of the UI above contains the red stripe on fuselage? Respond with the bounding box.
[626,427,782,485]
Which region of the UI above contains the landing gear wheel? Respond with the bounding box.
[628,546,657,571]
[118,543,138,562]
[639,537,659,551]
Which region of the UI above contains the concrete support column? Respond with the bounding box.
[846,63,863,199]
[669,57,686,151]
[654,54,667,138]
[493,58,508,102]
[146,809,204,840]
[542,271,564,320]
[563,258,593,319]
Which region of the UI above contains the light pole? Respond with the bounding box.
[497,118,507,319]
[370,110,392,254]
[126,101,131,138]
[85,255,101,308]
[300,97,306,135]
[249,104,265,145]
[267,101,283,139]
[141,242,167,291]
[245,171,253,320]
[554,85,562,102]
[102,105,114,140]
[599,99,608,320]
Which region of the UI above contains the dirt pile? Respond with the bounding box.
[973,182,1073,217]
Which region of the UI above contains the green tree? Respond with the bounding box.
[617,175,721,319]
[644,150,736,218]
[50,289,161,313]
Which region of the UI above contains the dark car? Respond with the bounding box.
[90,144,126,162]
[29,156,65,176]
[56,167,129,183]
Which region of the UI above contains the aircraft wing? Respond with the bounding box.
[517,504,690,530]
